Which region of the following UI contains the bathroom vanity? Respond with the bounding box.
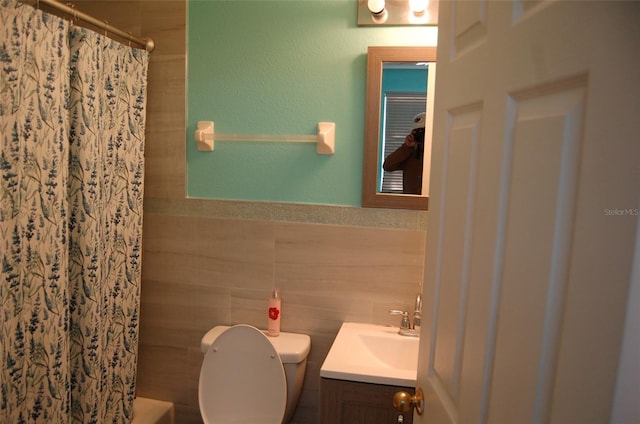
[319,322,419,423]
[320,378,414,424]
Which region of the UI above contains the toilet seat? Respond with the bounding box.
[199,324,287,424]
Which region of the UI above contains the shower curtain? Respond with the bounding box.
[0,1,149,422]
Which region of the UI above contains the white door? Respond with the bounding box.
[415,1,640,423]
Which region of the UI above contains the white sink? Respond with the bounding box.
[320,322,419,386]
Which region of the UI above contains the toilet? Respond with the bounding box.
[199,324,311,424]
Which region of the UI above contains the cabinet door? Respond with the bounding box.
[321,378,413,424]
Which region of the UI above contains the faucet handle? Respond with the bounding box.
[389,309,411,329]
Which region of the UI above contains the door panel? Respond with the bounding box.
[416,2,640,423]
[488,77,587,424]
[452,0,487,56]
[432,106,482,406]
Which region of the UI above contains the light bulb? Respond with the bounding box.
[367,0,385,15]
[409,0,428,15]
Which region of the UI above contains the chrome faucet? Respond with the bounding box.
[389,294,423,337]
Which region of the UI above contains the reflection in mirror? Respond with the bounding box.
[379,62,428,195]
[362,46,437,210]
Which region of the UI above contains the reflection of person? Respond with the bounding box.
[382,112,425,194]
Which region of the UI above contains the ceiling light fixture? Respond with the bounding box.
[357,0,437,26]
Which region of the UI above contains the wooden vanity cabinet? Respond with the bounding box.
[320,378,414,424]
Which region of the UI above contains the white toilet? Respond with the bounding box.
[199,324,311,424]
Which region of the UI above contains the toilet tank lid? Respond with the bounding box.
[201,325,311,364]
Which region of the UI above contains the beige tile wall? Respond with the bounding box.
[140,205,426,422]
[70,2,427,422]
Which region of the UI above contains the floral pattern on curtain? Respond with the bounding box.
[67,26,148,423]
[0,1,149,422]
[0,3,71,422]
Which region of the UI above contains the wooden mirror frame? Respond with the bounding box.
[362,46,437,210]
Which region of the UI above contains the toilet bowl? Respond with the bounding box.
[199,325,311,424]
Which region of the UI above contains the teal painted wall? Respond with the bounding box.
[187,0,437,206]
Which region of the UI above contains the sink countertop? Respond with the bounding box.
[320,322,418,386]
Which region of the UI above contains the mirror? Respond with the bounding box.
[362,46,437,210]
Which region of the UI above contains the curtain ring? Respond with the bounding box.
[104,20,108,37]
[128,32,132,47]
[66,3,76,26]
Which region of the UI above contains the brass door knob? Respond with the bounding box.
[393,387,424,415]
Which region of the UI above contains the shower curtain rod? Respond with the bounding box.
[33,0,155,52]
